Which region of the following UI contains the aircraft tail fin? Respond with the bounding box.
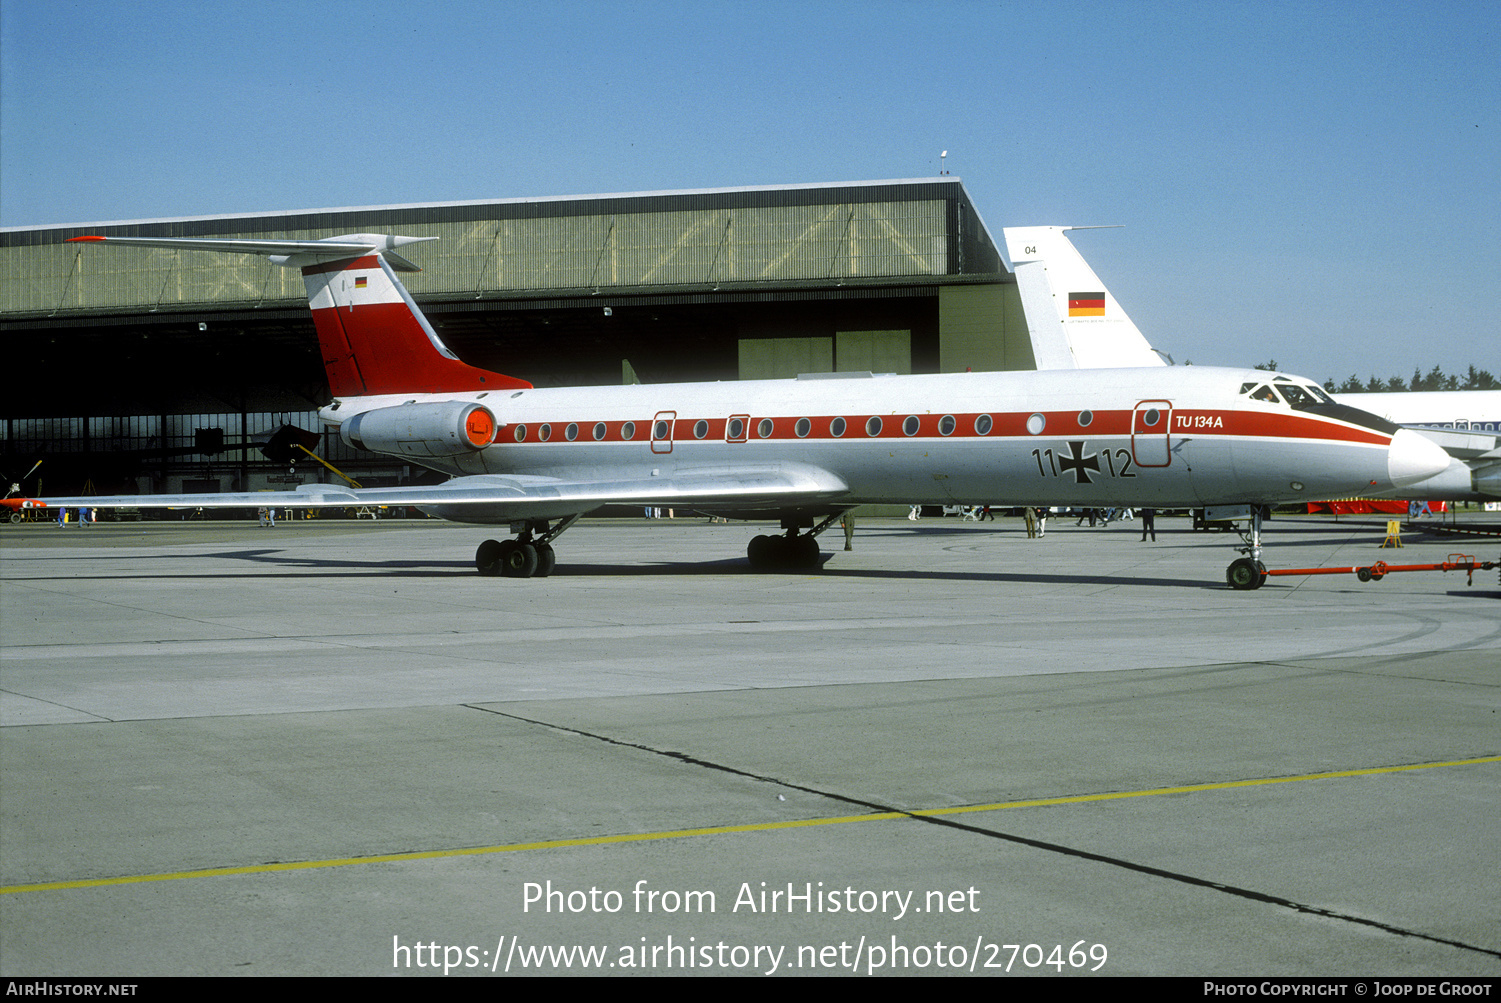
[66,234,531,397]
[1001,226,1168,370]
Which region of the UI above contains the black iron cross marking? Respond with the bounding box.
[1057,441,1101,484]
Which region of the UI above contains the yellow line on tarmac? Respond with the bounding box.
[4,755,1495,896]
[909,755,1501,817]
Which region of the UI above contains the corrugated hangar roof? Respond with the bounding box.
[1,178,1003,317]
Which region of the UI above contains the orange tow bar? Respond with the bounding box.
[1264,553,1498,585]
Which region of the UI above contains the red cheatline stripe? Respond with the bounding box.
[300,255,382,276]
[495,410,1389,446]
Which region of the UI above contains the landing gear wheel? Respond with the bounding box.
[534,543,556,577]
[1226,557,1264,590]
[476,539,504,577]
[748,534,775,569]
[498,540,539,578]
[749,533,821,570]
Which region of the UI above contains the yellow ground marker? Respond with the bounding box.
[1382,519,1404,547]
[4,755,1495,896]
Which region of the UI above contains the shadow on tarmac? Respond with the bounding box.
[5,545,1227,590]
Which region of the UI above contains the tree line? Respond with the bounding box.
[1252,362,1500,393]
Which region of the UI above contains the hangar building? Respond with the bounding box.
[1,178,1029,498]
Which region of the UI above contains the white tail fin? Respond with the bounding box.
[1002,226,1167,369]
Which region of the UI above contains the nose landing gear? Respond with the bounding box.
[1226,556,1267,590]
[1225,506,1270,590]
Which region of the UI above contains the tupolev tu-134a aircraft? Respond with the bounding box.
[7,231,1448,589]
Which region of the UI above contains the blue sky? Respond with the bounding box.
[3,0,1496,383]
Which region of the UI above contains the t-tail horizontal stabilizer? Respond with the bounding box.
[66,233,531,397]
[1002,226,1168,370]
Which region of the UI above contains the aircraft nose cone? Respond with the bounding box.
[1387,428,1451,488]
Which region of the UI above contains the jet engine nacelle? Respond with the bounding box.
[340,402,497,457]
[1473,462,1501,498]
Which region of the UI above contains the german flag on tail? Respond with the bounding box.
[1068,292,1105,317]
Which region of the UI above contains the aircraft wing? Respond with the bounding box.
[1405,426,1501,463]
[6,463,851,524]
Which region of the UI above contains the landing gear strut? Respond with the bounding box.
[746,512,842,571]
[1225,506,1269,590]
[476,514,579,578]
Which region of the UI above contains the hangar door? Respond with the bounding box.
[738,337,833,380]
[737,330,910,380]
[835,330,910,375]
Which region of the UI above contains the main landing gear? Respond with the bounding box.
[1225,506,1269,590]
[746,512,842,571]
[476,515,580,578]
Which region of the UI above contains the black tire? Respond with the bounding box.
[534,543,556,578]
[747,534,774,569]
[476,539,504,576]
[500,540,539,578]
[1226,558,1263,590]
[793,534,820,568]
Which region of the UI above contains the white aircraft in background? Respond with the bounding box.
[1001,225,1501,502]
[1323,392,1501,500]
[6,231,1447,589]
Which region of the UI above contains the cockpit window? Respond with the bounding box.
[1280,385,1316,407]
[1244,379,1335,408]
